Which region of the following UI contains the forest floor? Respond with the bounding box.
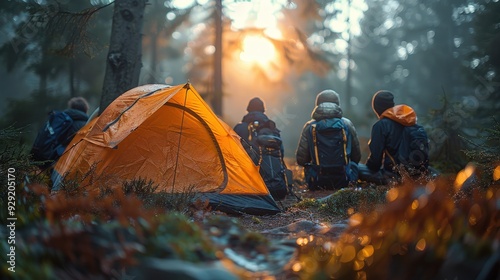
[205,186,351,279]
[235,159,350,234]
[236,187,341,233]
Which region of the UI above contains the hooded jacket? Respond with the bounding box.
[233,111,276,141]
[296,102,361,166]
[365,104,417,171]
[61,108,89,147]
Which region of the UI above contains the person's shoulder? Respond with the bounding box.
[64,109,88,121]
[233,121,248,132]
[242,111,269,122]
[341,117,354,125]
[374,117,401,131]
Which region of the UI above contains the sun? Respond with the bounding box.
[239,35,276,66]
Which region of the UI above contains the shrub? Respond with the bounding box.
[291,177,500,279]
[462,118,500,187]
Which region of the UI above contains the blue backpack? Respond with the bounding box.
[396,124,429,174]
[247,122,288,201]
[31,111,74,165]
[306,118,353,190]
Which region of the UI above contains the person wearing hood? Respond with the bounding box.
[60,97,90,148]
[31,96,89,171]
[358,90,420,185]
[296,89,361,190]
[234,97,283,164]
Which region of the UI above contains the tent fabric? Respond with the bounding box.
[52,83,280,215]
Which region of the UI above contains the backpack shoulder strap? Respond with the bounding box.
[310,123,320,165]
[341,122,348,165]
[247,121,256,142]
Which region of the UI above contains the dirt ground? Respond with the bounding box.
[234,160,345,234]
[236,188,338,233]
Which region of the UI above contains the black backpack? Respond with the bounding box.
[306,118,352,190]
[396,124,429,175]
[247,121,288,201]
[31,110,74,166]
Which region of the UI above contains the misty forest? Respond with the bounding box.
[1,0,499,279]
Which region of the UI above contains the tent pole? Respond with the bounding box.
[172,86,190,190]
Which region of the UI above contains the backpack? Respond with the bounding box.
[247,121,288,201]
[31,110,74,165]
[306,118,352,190]
[396,124,429,175]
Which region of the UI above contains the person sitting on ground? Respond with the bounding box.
[233,97,283,164]
[31,96,90,170]
[233,97,289,200]
[61,97,90,147]
[296,89,361,191]
[358,90,429,185]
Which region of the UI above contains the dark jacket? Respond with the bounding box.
[233,111,277,141]
[61,108,89,147]
[296,102,361,166]
[365,104,417,172]
[234,111,283,164]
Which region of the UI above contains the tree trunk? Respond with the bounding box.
[212,0,223,116]
[100,0,146,113]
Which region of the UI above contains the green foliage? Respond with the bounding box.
[144,185,199,214]
[1,211,216,278]
[0,126,48,225]
[463,118,500,186]
[426,94,472,174]
[0,126,34,184]
[0,180,216,278]
[319,187,388,218]
[294,197,320,209]
[122,177,159,195]
[291,178,500,279]
[121,177,193,212]
[142,213,217,262]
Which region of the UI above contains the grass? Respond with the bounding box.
[319,186,389,218]
[288,186,389,220]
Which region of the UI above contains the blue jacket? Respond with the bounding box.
[365,105,417,171]
[61,108,88,147]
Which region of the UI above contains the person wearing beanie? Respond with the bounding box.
[234,97,271,142]
[315,89,340,106]
[371,90,394,118]
[234,97,283,163]
[233,97,289,200]
[246,97,266,113]
[358,90,421,185]
[295,89,361,190]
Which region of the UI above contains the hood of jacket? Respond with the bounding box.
[379,104,416,126]
[311,102,343,121]
[241,111,270,124]
[64,108,89,122]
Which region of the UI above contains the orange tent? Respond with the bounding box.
[52,83,280,215]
